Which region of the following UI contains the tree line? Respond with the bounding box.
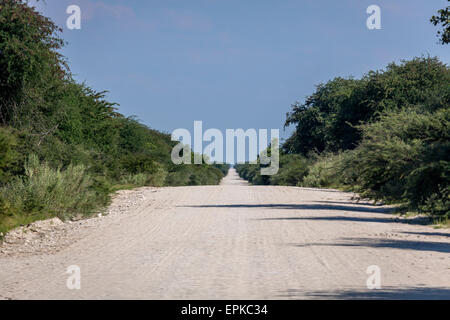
[0,0,229,234]
[237,3,449,220]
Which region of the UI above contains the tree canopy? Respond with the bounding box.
[431,0,450,44]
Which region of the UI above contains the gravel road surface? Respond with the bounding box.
[1,169,449,299]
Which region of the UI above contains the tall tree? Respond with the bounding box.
[431,0,450,44]
[284,57,450,156]
[0,0,67,124]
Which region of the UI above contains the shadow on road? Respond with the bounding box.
[312,200,382,206]
[278,287,450,300]
[291,237,450,253]
[256,212,434,226]
[400,231,450,238]
[180,203,392,214]
[259,216,397,223]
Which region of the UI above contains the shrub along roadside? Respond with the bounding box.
[0,155,106,234]
[339,109,449,218]
[0,154,230,235]
[237,57,449,221]
[237,110,449,220]
[0,127,19,185]
[0,1,230,236]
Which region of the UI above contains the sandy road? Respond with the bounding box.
[0,169,449,299]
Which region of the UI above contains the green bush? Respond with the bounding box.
[237,153,340,188]
[0,127,20,185]
[300,154,342,188]
[148,166,168,187]
[341,109,449,217]
[166,165,224,186]
[213,163,231,176]
[235,163,268,185]
[284,57,450,155]
[1,155,101,222]
[0,196,15,235]
[270,155,309,186]
[119,167,168,188]
[236,154,308,186]
[165,167,193,186]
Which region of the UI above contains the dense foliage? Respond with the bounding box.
[240,8,450,219]
[0,1,228,234]
[283,57,449,155]
[431,0,450,44]
[341,109,449,216]
[237,57,450,219]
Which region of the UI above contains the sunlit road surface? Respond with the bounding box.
[1,169,449,300]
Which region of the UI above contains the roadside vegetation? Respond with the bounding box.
[236,3,450,222]
[238,4,450,221]
[0,1,229,234]
[237,56,449,221]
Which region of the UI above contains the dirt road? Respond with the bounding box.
[1,169,449,299]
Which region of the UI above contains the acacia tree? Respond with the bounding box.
[431,0,450,44]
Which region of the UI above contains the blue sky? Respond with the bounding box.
[34,0,449,141]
